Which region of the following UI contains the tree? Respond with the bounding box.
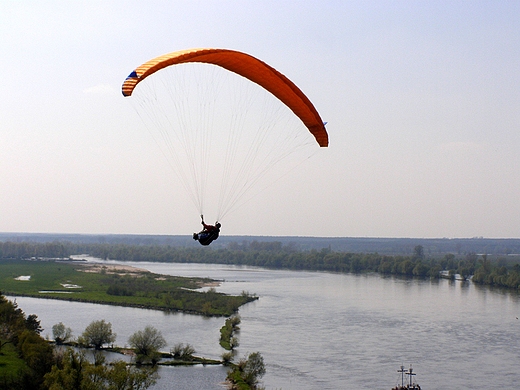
[0,295,23,353]
[44,349,158,390]
[413,245,424,260]
[442,253,456,270]
[428,263,442,279]
[227,352,266,389]
[80,319,116,350]
[52,322,73,345]
[243,352,266,387]
[25,314,43,334]
[398,259,414,275]
[412,262,429,277]
[230,336,240,349]
[459,266,472,281]
[128,326,166,365]
[18,329,55,384]
[0,294,55,388]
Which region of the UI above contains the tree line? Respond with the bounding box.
[2,241,520,290]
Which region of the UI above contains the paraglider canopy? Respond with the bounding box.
[122,48,328,147]
[122,48,328,226]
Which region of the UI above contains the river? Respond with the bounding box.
[8,260,520,389]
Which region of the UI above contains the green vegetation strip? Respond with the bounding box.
[219,315,241,350]
[0,259,256,316]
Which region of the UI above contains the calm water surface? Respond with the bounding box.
[10,260,520,389]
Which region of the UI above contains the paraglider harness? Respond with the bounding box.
[193,215,221,246]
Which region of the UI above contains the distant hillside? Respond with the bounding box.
[1,232,520,256]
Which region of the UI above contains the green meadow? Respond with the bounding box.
[0,342,27,378]
[0,259,256,316]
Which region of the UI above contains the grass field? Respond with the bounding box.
[0,259,256,316]
[0,341,28,383]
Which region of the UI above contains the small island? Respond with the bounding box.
[1,258,257,317]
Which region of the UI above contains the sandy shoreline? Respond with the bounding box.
[76,262,150,276]
[74,261,221,288]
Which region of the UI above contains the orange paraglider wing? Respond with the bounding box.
[122,48,328,147]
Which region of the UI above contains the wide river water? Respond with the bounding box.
[8,259,520,389]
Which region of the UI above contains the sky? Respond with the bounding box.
[1,1,519,238]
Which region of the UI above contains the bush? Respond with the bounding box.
[170,343,195,360]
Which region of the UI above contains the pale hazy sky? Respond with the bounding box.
[1,1,519,238]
